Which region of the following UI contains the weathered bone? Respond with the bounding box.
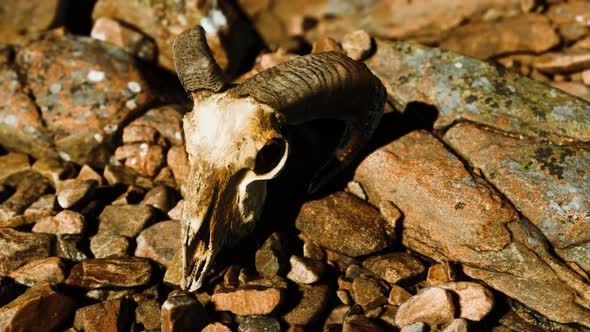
[173,26,386,291]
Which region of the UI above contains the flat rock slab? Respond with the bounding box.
[295,191,392,257]
[212,287,283,316]
[363,252,425,285]
[98,204,156,238]
[8,257,66,287]
[68,257,153,289]
[0,282,76,331]
[445,123,590,272]
[0,228,54,275]
[282,284,329,326]
[395,287,455,328]
[354,130,590,327]
[437,282,494,321]
[135,220,180,268]
[365,39,590,144]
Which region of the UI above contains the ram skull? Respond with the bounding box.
[173,26,386,292]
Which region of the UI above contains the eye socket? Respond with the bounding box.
[253,138,286,175]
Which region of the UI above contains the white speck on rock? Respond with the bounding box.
[139,143,149,157]
[50,83,62,94]
[58,151,71,161]
[87,70,105,82]
[127,81,141,93]
[104,124,119,134]
[175,131,182,141]
[94,133,104,143]
[91,32,106,41]
[126,99,137,110]
[2,114,19,126]
[454,62,463,69]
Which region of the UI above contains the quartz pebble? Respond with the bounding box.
[287,255,324,284]
[395,287,455,328]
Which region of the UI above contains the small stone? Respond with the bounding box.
[161,291,207,332]
[168,199,184,220]
[0,153,30,182]
[324,305,350,326]
[167,146,190,189]
[57,179,98,209]
[395,287,455,328]
[141,185,178,213]
[117,143,165,177]
[427,262,455,286]
[25,194,56,216]
[0,282,76,331]
[104,164,137,186]
[437,282,494,321]
[255,232,287,277]
[91,17,157,62]
[534,51,590,74]
[0,171,51,221]
[90,232,130,258]
[379,305,399,327]
[237,316,281,332]
[122,124,159,145]
[86,288,135,301]
[400,322,428,332]
[155,166,177,187]
[212,287,283,315]
[74,298,129,332]
[98,204,156,238]
[135,298,161,330]
[363,252,425,285]
[342,30,373,61]
[70,257,153,289]
[32,210,85,235]
[9,257,66,287]
[56,235,87,261]
[32,157,75,186]
[365,306,383,319]
[112,186,145,205]
[388,285,412,306]
[343,315,388,332]
[311,37,343,54]
[163,250,182,287]
[441,318,468,332]
[283,284,330,326]
[135,220,180,268]
[77,165,104,186]
[351,276,388,310]
[295,191,391,257]
[337,289,352,305]
[287,255,324,284]
[303,240,325,261]
[0,228,54,275]
[204,322,233,332]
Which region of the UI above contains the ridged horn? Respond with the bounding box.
[229,51,386,192]
[173,25,226,96]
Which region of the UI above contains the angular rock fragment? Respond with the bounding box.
[141,185,179,213]
[77,165,104,186]
[362,252,425,285]
[74,298,129,332]
[255,232,288,277]
[69,257,153,289]
[98,204,156,238]
[134,297,161,331]
[0,228,54,275]
[212,287,283,316]
[167,146,190,190]
[116,143,166,177]
[551,81,590,102]
[204,322,233,332]
[126,105,186,146]
[9,257,66,287]
[395,287,455,328]
[162,291,207,332]
[441,318,468,332]
[0,1,66,43]
[90,232,129,258]
[135,220,180,268]
[388,285,412,306]
[56,179,98,209]
[534,51,590,74]
[342,30,373,61]
[56,235,87,262]
[237,316,281,332]
[400,322,428,332]
[343,315,388,332]
[287,255,325,284]
[104,164,138,186]
[91,17,157,62]
[296,192,391,257]
[32,157,75,187]
[0,153,30,182]
[427,262,455,285]
[32,210,85,235]
[0,171,51,221]
[438,282,494,321]
[351,276,388,310]
[283,284,329,326]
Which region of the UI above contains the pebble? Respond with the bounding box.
[311,36,343,54]
[32,157,75,187]
[141,185,178,213]
[287,255,324,284]
[56,235,87,261]
[379,304,399,327]
[32,210,85,235]
[8,257,66,286]
[90,232,130,258]
[168,199,184,220]
[117,143,165,177]
[255,232,287,277]
[56,179,98,209]
[68,257,153,289]
[161,291,207,332]
[283,284,330,326]
[91,17,157,62]
[0,228,54,275]
[388,285,412,306]
[363,252,425,285]
[212,287,283,315]
[427,262,455,285]
[438,282,494,321]
[77,165,104,186]
[98,204,156,238]
[395,287,455,328]
[103,164,137,186]
[204,322,233,332]
[134,297,161,330]
[342,30,373,61]
[303,240,325,261]
[342,315,388,332]
[74,298,129,332]
[400,322,428,332]
[237,316,281,332]
[135,220,180,268]
[0,152,30,182]
[351,276,388,310]
[167,146,190,189]
[0,171,51,221]
[534,51,590,74]
[441,318,468,332]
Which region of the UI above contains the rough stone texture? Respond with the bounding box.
[134,297,161,331]
[365,39,590,144]
[0,1,65,43]
[283,284,329,326]
[354,130,590,327]
[91,16,157,62]
[427,262,456,285]
[92,0,260,75]
[98,204,156,238]
[162,291,207,332]
[126,105,186,146]
[395,287,455,328]
[351,276,388,310]
[32,210,85,235]
[69,257,153,289]
[238,316,281,332]
[8,257,65,287]
[255,232,287,277]
[287,255,324,284]
[56,179,98,209]
[167,146,190,191]
[343,315,388,332]
[204,322,233,332]
[77,165,104,186]
[0,282,76,331]
[295,192,391,257]
[141,185,179,213]
[0,228,54,275]
[441,318,468,332]
[438,282,494,321]
[32,157,75,187]
[90,232,129,258]
[441,14,559,60]
[0,153,30,182]
[0,171,51,222]
[547,1,590,42]
[135,220,180,268]
[74,298,129,332]
[9,33,161,167]
[211,287,283,316]
[341,30,373,61]
[534,51,590,74]
[104,164,138,186]
[56,235,87,262]
[116,143,166,177]
[400,322,428,332]
[388,285,412,306]
[362,252,425,285]
[444,123,590,272]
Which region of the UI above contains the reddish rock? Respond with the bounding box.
[98,204,156,238]
[363,252,425,285]
[203,322,232,332]
[32,157,76,187]
[551,81,590,101]
[56,178,97,209]
[351,276,388,310]
[438,282,494,321]
[32,210,85,235]
[127,105,186,146]
[342,30,373,61]
[388,285,412,306]
[167,146,190,190]
[212,287,283,315]
[90,232,130,258]
[77,165,104,186]
[295,192,391,257]
[91,17,157,62]
[427,262,456,286]
[161,291,207,332]
[311,37,343,54]
[534,51,590,74]
[547,1,590,42]
[0,282,76,331]
[115,143,166,177]
[441,14,559,60]
[395,287,455,328]
[0,171,51,221]
[0,228,54,275]
[283,284,330,326]
[441,318,468,332]
[135,220,180,268]
[141,185,179,213]
[103,164,138,186]
[8,257,66,287]
[74,298,129,332]
[168,199,184,221]
[70,257,153,289]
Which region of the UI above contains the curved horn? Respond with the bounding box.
[230,51,386,192]
[173,25,226,96]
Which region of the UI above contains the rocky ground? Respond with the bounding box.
[0,0,589,331]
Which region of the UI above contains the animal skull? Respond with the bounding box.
[173,26,386,291]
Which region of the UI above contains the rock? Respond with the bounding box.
[287,255,324,284]
[0,171,51,221]
[441,14,559,60]
[400,322,428,332]
[296,192,391,257]
[8,257,65,287]
[395,287,455,328]
[56,235,87,261]
[74,298,129,332]
[141,185,178,213]
[438,282,494,321]
[547,1,590,42]
[204,322,233,332]
[25,194,57,217]
[388,285,412,306]
[534,51,590,74]
[134,297,161,330]
[104,164,138,186]
[135,220,180,268]
[112,185,146,206]
[163,250,183,287]
[342,30,373,61]
[98,204,157,238]
[237,316,281,332]
[90,232,129,258]
[77,165,105,186]
[355,130,590,327]
[12,34,161,167]
[212,287,283,315]
[255,232,287,277]
[0,282,76,331]
[56,179,98,209]
[427,262,456,285]
[167,146,190,190]
[168,199,184,221]
[68,257,153,289]
[311,37,343,54]
[116,143,166,177]
[162,291,207,332]
[283,284,330,326]
[351,276,388,310]
[126,105,186,146]
[336,289,352,305]
[0,228,54,275]
[32,157,76,187]
[342,315,388,332]
[379,304,399,328]
[441,318,468,332]
[551,81,590,102]
[0,1,66,43]
[155,166,178,188]
[303,240,325,261]
[0,153,30,182]
[362,252,425,285]
[32,210,85,235]
[91,17,157,62]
